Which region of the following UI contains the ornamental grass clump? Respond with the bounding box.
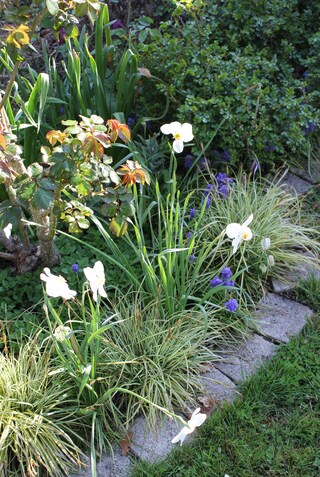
[98,294,217,426]
[0,341,84,477]
[41,261,189,476]
[196,174,319,294]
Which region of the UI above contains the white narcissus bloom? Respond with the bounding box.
[40,268,77,300]
[54,325,72,342]
[171,408,207,445]
[83,261,107,302]
[226,214,253,254]
[267,254,275,267]
[160,121,194,154]
[261,237,271,251]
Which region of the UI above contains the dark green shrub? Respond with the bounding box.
[133,0,320,168]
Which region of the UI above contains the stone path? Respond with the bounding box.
[72,167,318,477]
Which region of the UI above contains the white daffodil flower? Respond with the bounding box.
[40,268,77,300]
[160,121,194,153]
[3,223,12,239]
[83,261,107,302]
[261,237,271,251]
[267,254,275,267]
[226,214,253,254]
[54,325,72,342]
[171,408,207,445]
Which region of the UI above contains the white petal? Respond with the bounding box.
[242,213,253,228]
[173,139,184,153]
[3,223,12,239]
[171,429,187,445]
[160,123,172,135]
[189,412,207,428]
[169,121,182,134]
[242,227,252,241]
[232,235,242,254]
[226,223,241,239]
[93,260,105,276]
[83,265,94,282]
[40,268,51,282]
[181,123,194,142]
[98,286,108,298]
[261,237,271,250]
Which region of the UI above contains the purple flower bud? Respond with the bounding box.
[111,19,125,29]
[71,263,79,273]
[58,28,67,45]
[225,299,238,312]
[216,172,227,185]
[199,158,210,171]
[210,276,223,288]
[184,154,194,168]
[203,183,215,196]
[189,254,197,262]
[221,267,232,280]
[185,231,193,239]
[250,161,260,174]
[221,150,231,162]
[264,144,276,153]
[224,280,235,291]
[304,122,316,134]
[205,196,211,209]
[218,185,229,198]
[190,208,196,219]
[127,117,135,129]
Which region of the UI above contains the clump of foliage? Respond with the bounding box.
[0,113,148,271]
[0,340,85,476]
[193,172,319,294]
[133,0,320,167]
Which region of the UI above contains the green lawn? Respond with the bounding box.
[131,312,320,477]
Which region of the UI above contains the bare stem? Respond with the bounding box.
[0,251,15,261]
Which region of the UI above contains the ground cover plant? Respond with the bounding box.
[131,315,320,477]
[132,0,320,168]
[0,340,85,476]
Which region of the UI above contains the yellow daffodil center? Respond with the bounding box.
[173,132,181,140]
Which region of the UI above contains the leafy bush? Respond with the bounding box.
[133,0,320,168]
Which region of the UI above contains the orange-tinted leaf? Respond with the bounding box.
[6,25,30,49]
[82,136,104,158]
[93,132,111,149]
[119,433,132,456]
[118,124,131,143]
[0,134,7,151]
[138,67,152,78]
[46,130,68,147]
[0,160,12,179]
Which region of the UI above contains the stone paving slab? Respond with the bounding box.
[70,448,132,477]
[290,162,320,184]
[199,365,239,402]
[130,414,187,463]
[276,171,312,196]
[272,251,320,293]
[255,293,313,343]
[215,333,277,383]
